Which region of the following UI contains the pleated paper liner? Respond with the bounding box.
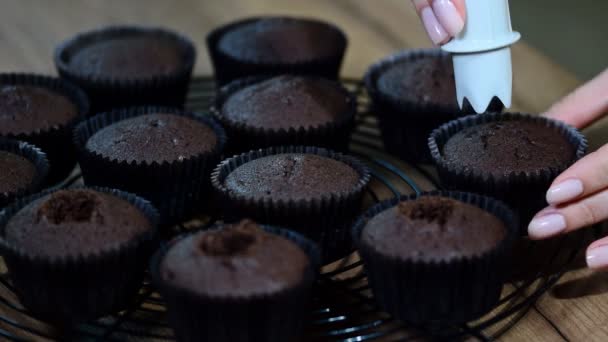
[211,146,371,263]
[150,223,320,342]
[0,73,89,185]
[212,75,356,154]
[0,187,159,326]
[352,191,518,325]
[54,25,196,114]
[429,112,587,233]
[207,16,347,86]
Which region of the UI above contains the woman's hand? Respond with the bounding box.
[527,69,608,269]
[411,0,466,45]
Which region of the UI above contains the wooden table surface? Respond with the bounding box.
[1,1,607,341]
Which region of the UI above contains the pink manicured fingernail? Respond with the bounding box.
[528,214,567,239]
[546,179,584,205]
[432,0,465,36]
[421,7,449,45]
[587,245,608,269]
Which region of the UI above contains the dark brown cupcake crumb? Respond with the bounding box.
[398,197,454,226]
[37,190,103,225]
[198,220,258,256]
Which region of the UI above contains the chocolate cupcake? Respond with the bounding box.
[214,75,356,153]
[212,146,370,262]
[55,26,196,113]
[352,191,517,324]
[0,73,89,184]
[0,187,159,324]
[207,17,347,86]
[364,49,503,162]
[429,113,587,232]
[74,106,226,224]
[0,139,49,208]
[151,219,320,342]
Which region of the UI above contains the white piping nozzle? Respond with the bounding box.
[442,0,520,113]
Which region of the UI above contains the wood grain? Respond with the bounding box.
[1,1,607,341]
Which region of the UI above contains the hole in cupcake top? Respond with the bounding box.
[198,219,258,256]
[398,197,454,226]
[36,190,104,225]
[363,196,507,262]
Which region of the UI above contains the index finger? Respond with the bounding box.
[543,69,608,129]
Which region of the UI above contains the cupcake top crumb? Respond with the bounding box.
[218,17,343,63]
[221,75,351,130]
[376,55,457,107]
[68,36,183,79]
[223,153,360,201]
[442,120,575,178]
[362,196,507,262]
[4,189,152,258]
[160,219,310,297]
[85,113,218,163]
[0,85,78,135]
[0,151,37,195]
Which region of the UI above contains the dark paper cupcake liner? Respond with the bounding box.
[54,25,196,114]
[0,186,159,325]
[211,146,371,262]
[73,106,227,225]
[212,75,356,154]
[0,73,89,185]
[364,49,504,163]
[428,112,587,233]
[0,138,49,208]
[150,223,321,342]
[352,191,518,325]
[207,16,348,86]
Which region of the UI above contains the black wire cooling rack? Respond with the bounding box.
[0,77,591,341]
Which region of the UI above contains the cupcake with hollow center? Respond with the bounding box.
[5,189,152,258]
[75,107,226,224]
[362,196,507,262]
[152,219,319,342]
[217,75,355,152]
[207,17,347,85]
[0,187,158,324]
[353,192,516,324]
[160,220,311,297]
